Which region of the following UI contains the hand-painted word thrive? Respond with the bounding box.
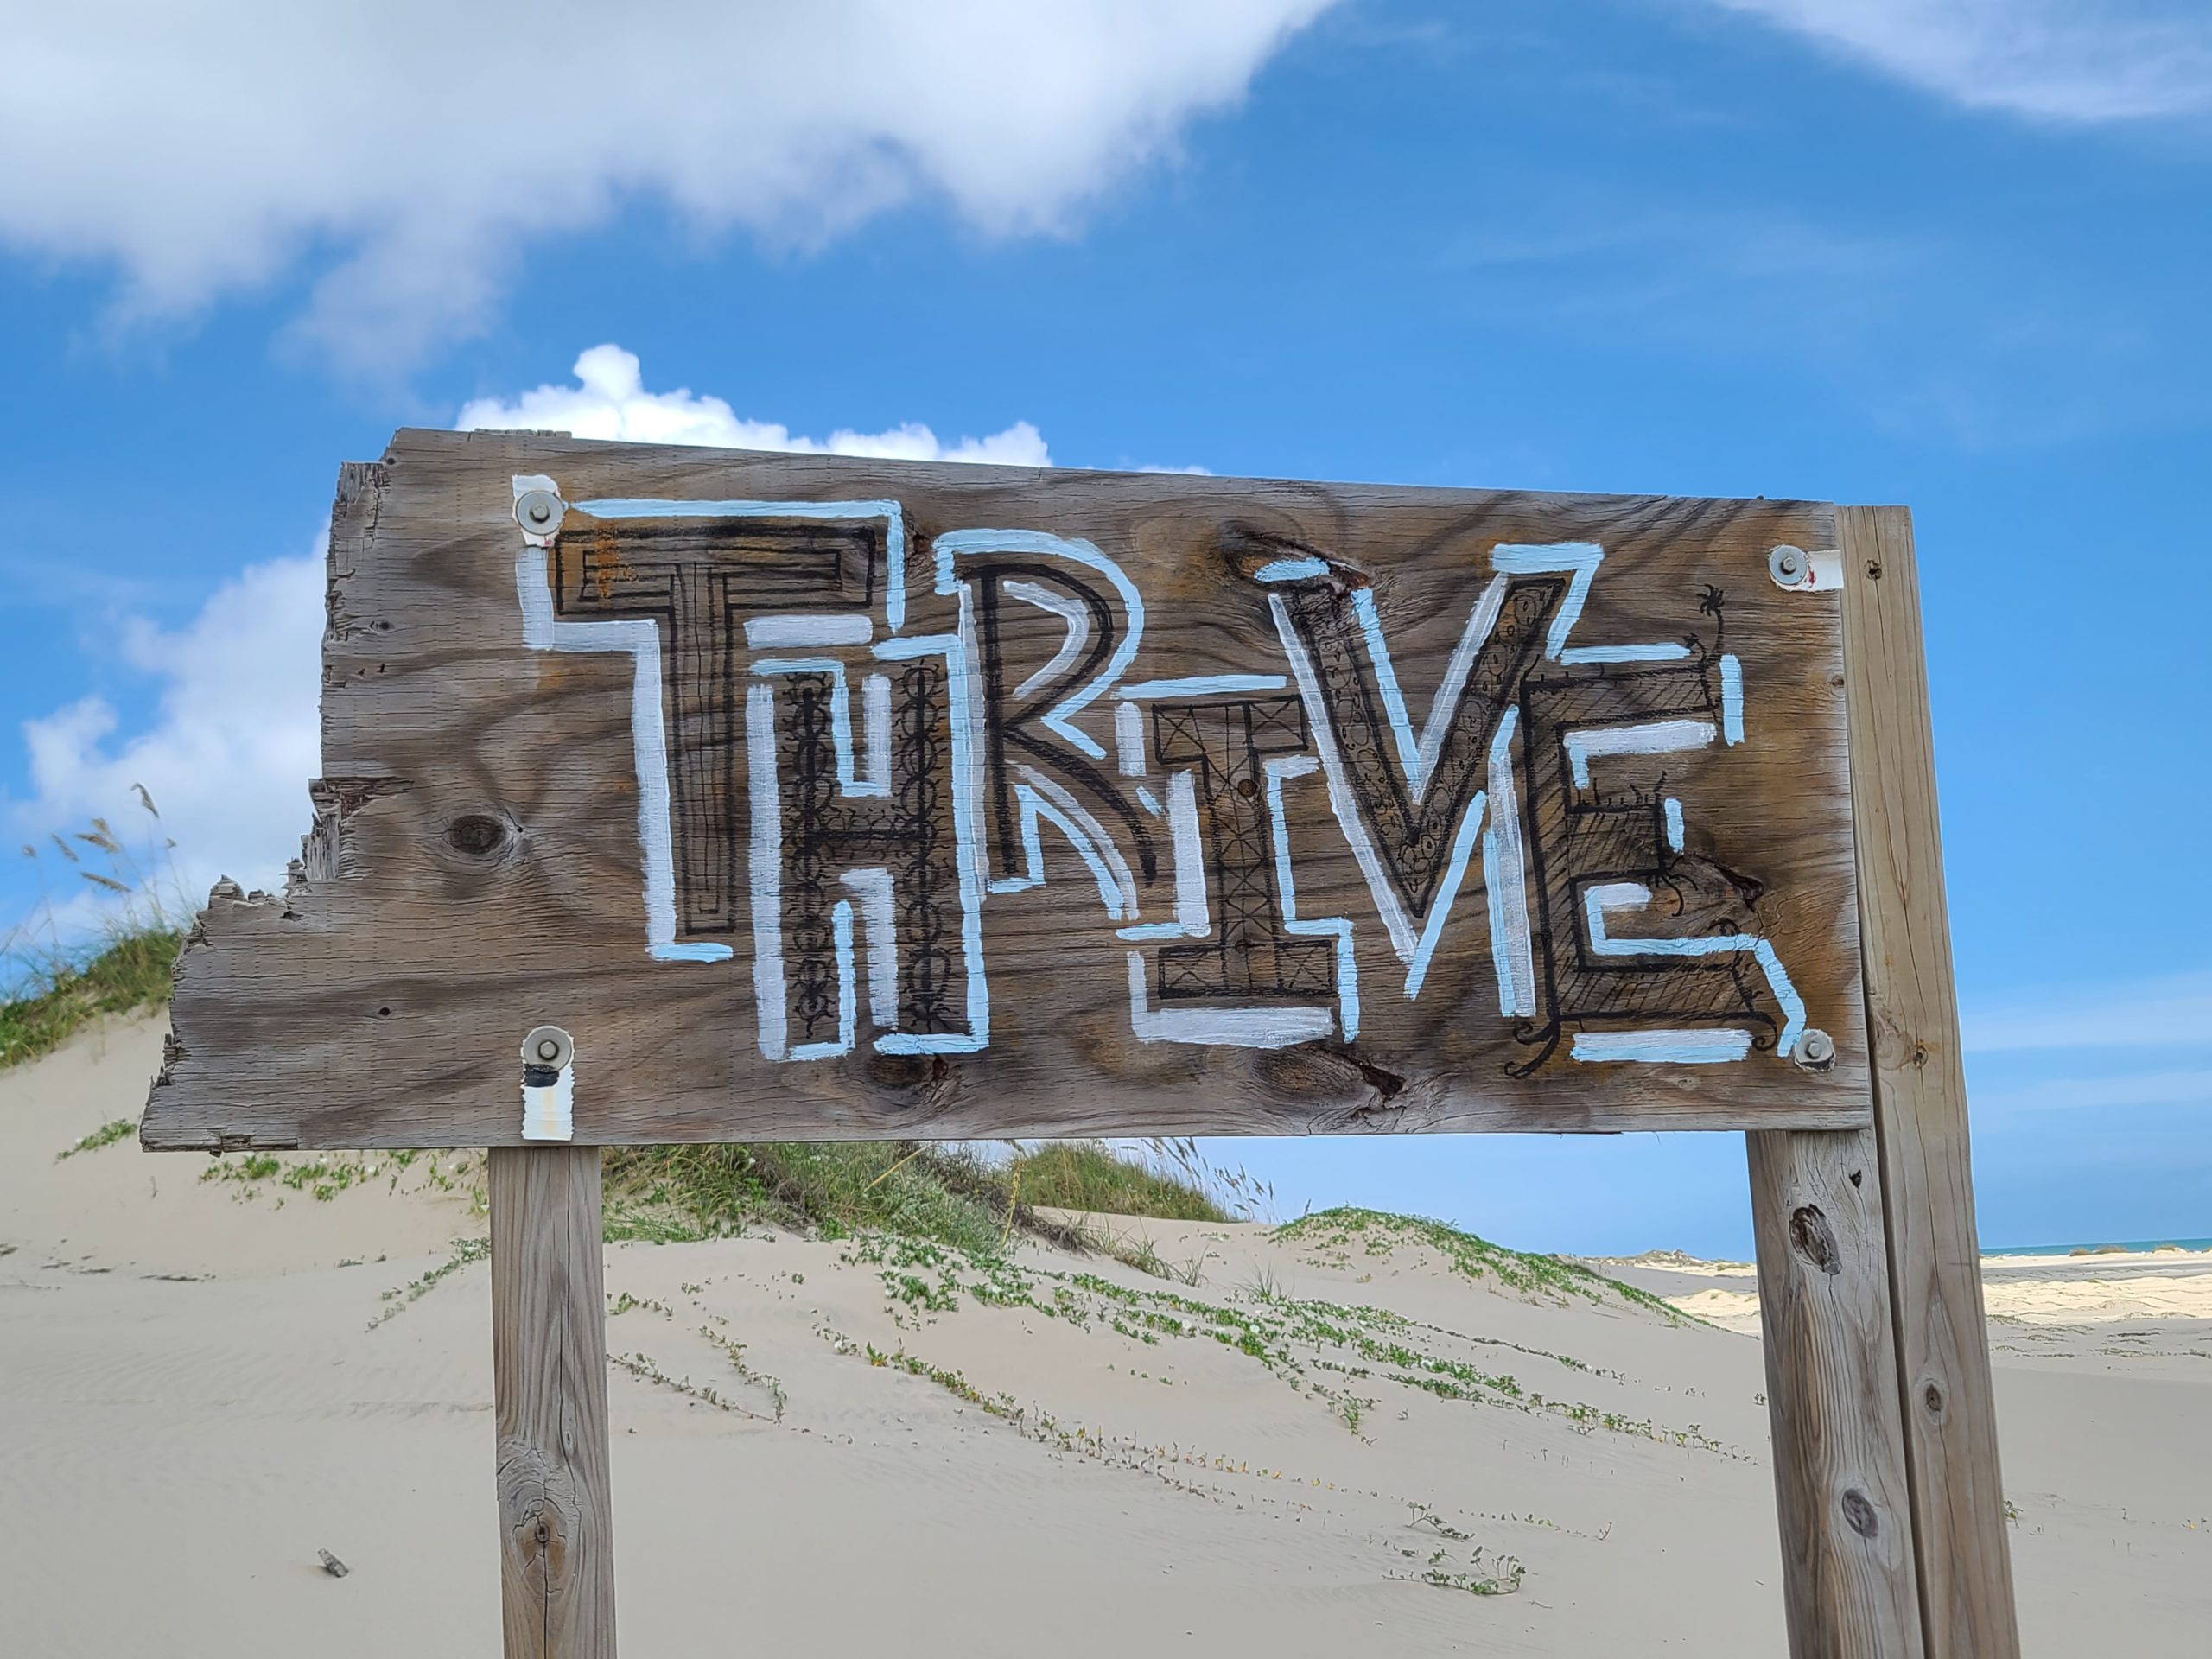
[512,477,1810,1074]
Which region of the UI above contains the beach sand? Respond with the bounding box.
[4,1017,2206,1656]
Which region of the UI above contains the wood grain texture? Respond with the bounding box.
[146,429,1872,1147]
[492,1146,616,1659]
[1749,1128,1925,1659]
[1837,507,2020,1659]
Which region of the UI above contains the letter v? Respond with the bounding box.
[1258,556,1570,999]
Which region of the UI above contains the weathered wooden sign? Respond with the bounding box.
[147,429,1871,1148]
[138,434,2022,1659]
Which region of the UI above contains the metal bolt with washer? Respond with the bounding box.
[521,1025,574,1072]
[1793,1027,1836,1070]
[514,490,563,537]
[1769,544,1808,588]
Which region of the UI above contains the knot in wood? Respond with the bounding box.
[1788,1205,1841,1274]
[445,812,512,859]
[865,1051,957,1106]
[1840,1488,1878,1538]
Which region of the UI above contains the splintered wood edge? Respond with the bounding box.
[145,880,303,1150]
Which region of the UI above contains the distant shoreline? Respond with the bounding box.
[1983,1237,2212,1258]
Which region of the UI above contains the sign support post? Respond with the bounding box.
[1738,509,2019,1659]
[1747,1124,1925,1656]
[1836,508,2020,1659]
[489,1144,618,1658]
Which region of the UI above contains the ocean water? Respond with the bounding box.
[1983,1237,2212,1258]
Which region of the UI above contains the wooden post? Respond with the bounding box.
[1748,1127,1925,1658]
[1836,506,2021,1659]
[491,1146,617,1658]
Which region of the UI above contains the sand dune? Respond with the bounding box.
[3,1017,2207,1655]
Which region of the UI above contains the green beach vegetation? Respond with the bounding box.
[10,796,1660,1333]
[1008,1138,1246,1221]
[601,1136,1242,1253]
[3,795,187,1071]
[13,899,1662,1325]
[1,925,181,1071]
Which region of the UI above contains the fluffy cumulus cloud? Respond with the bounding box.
[1705,0,2212,121]
[10,358,1059,932]
[458,345,1052,466]
[14,553,327,923]
[0,2,1332,370]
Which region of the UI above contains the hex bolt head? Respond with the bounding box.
[1769,544,1808,588]
[520,1024,574,1071]
[1793,1027,1837,1070]
[514,490,563,535]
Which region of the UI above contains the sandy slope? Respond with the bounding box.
[3,1017,2207,1656]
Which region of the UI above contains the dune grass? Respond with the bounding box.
[601,1138,1248,1253]
[3,926,1650,1313]
[601,1141,1099,1255]
[1007,1140,1230,1222]
[5,796,188,1072]
[58,1117,139,1160]
[7,919,1231,1255]
[0,925,182,1071]
[1276,1206,1698,1324]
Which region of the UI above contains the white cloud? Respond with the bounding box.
[1972,1066,2212,1116]
[458,345,1052,466]
[1704,1,2212,121]
[1961,969,2212,1052]
[13,551,326,925]
[0,2,1332,370]
[8,355,1077,941]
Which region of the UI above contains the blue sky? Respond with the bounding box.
[3,1,2207,1255]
